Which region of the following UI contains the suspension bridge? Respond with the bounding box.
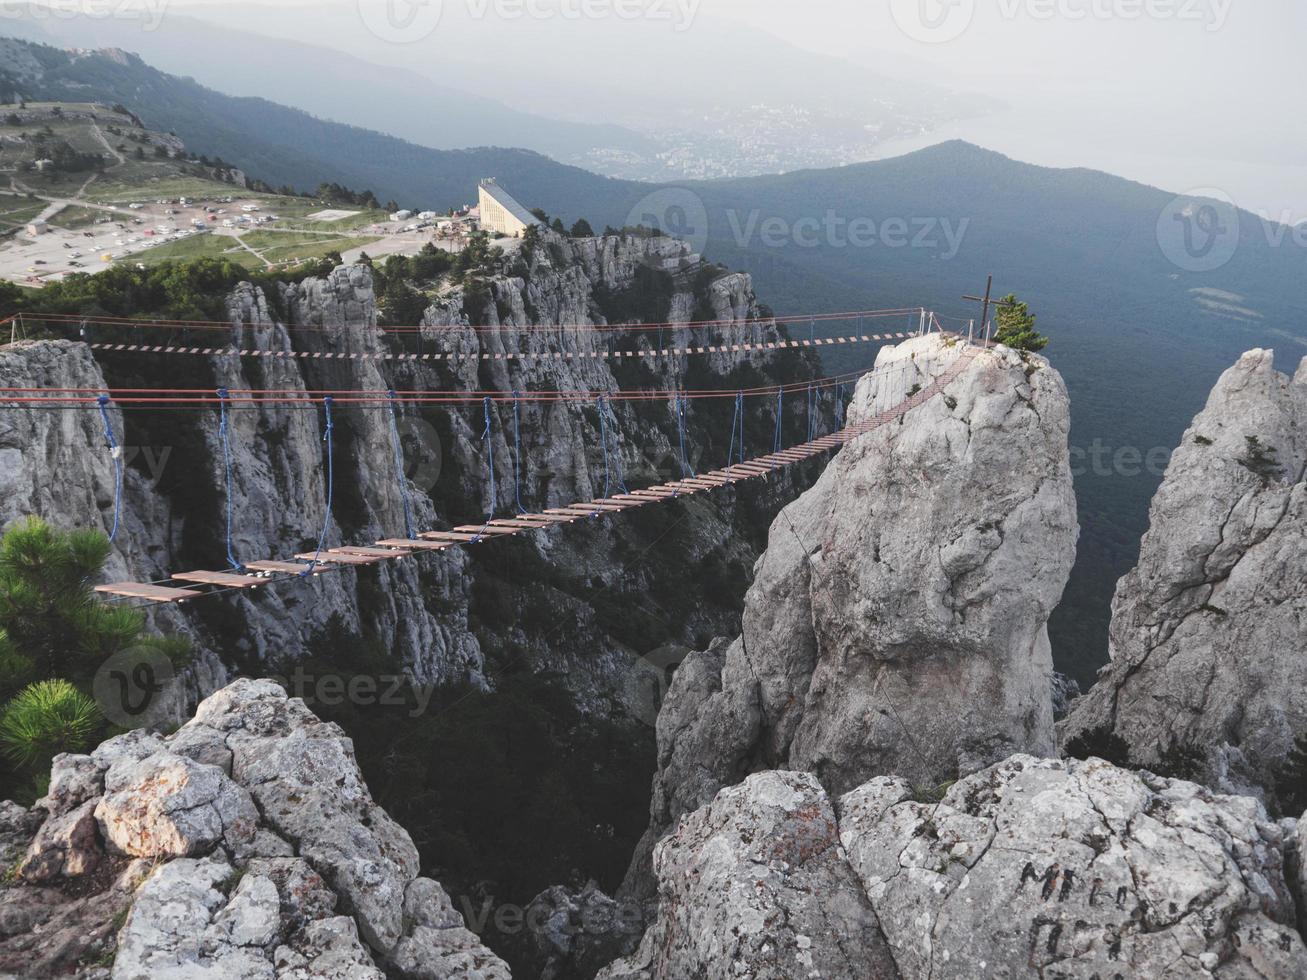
[0,305,982,607]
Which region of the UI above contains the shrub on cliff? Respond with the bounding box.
[993,294,1049,352]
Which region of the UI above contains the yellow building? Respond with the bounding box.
[478,178,542,238]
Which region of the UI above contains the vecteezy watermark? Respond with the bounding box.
[356,0,700,43]
[268,667,438,718]
[889,0,976,43]
[624,189,969,260]
[0,0,170,31]
[356,0,445,43]
[622,645,685,728]
[624,188,711,267]
[93,645,181,729]
[115,445,172,490]
[725,210,970,259]
[456,893,646,938]
[1070,440,1172,478]
[1156,187,1241,272]
[396,417,443,493]
[890,0,1232,43]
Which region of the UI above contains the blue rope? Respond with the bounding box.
[512,391,527,514]
[217,389,242,569]
[95,395,123,543]
[597,396,612,501]
[303,396,335,576]
[772,389,784,456]
[726,391,744,467]
[834,383,846,428]
[472,396,495,542]
[675,395,695,479]
[386,391,417,540]
[806,384,816,442]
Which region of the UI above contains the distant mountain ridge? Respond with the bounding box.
[0,11,661,173]
[5,34,1305,685]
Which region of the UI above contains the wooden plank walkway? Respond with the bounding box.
[94,347,977,603]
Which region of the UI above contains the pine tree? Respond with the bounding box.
[0,679,98,768]
[993,294,1049,352]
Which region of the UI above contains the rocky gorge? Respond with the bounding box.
[2,223,1307,978]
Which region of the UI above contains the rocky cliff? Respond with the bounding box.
[0,678,508,978]
[1060,349,1307,805]
[0,231,816,715]
[620,334,1079,898]
[601,758,1307,979]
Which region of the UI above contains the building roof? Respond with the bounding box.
[479,178,541,229]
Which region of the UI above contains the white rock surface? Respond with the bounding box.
[623,335,1078,897]
[598,770,899,980]
[839,755,1307,978]
[0,679,509,979]
[1061,350,1307,801]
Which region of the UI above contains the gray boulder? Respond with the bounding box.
[839,755,1307,978]
[0,679,508,979]
[599,770,899,980]
[1061,350,1307,802]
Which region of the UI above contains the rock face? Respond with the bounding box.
[0,679,509,979]
[0,234,813,718]
[623,335,1078,897]
[598,770,899,980]
[603,757,1307,980]
[1061,350,1307,803]
[840,755,1307,978]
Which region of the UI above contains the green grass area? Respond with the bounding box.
[131,233,252,268]
[273,208,390,232]
[256,234,380,265]
[81,173,243,205]
[0,200,46,229]
[46,205,104,230]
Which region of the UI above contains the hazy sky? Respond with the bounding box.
[157,0,1307,216]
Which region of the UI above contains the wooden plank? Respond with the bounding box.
[333,546,412,558]
[377,538,454,551]
[451,525,522,537]
[244,560,321,575]
[172,570,266,588]
[95,582,203,603]
[488,520,561,530]
[592,498,642,508]
[296,552,377,566]
[420,531,490,543]
[572,501,629,511]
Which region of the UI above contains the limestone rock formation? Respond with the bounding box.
[0,678,509,979]
[0,234,812,720]
[1061,350,1307,803]
[598,770,899,980]
[623,334,1078,897]
[841,755,1307,978]
[604,757,1307,979]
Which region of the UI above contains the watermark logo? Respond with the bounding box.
[93,645,180,729]
[1157,187,1240,273]
[726,210,969,258]
[357,0,445,43]
[270,667,438,718]
[624,188,710,269]
[357,0,700,41]
[623,645,685,728]
[890,0,976,43]
[396,417,444,493]
[0,0,171,31]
